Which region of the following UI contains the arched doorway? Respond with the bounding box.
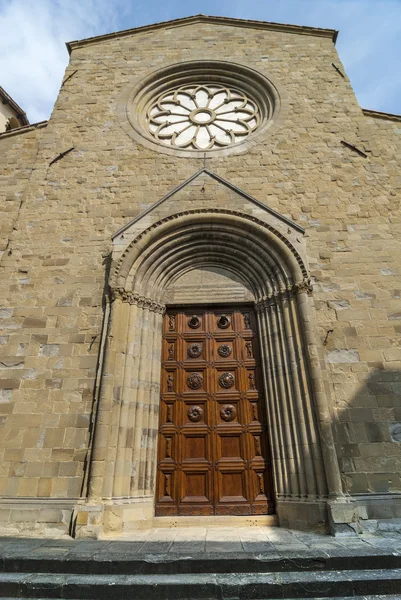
[85,210,344,534]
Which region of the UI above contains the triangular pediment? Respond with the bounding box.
[112,168,305,239]
[111,169,306,265]
[67,15,337,54]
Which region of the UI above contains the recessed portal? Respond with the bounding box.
[155,306,275,517]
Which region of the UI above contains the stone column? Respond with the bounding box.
[87,294,126,501]
[256,288,330,530]
[296,288,344,499]
[75,291,165,537]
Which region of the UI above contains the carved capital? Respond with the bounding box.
[292,278,313,296]
[255,296,279,311]
[255,281,312,311]
[110,288,165,313]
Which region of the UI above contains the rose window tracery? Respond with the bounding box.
[120,61,284,157]
[148,84,260,151]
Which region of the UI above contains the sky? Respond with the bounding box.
[0,0,400,123]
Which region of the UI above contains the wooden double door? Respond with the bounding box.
[155,306,275,517]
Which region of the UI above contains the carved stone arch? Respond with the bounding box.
[5,116,22,131]
[111,209,308,294]
[87,209,344,534]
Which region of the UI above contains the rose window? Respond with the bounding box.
[119,61,283,157]
[147,84,260,151]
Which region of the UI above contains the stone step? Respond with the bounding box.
[1,568,401,599]
[2,549,401,575]
[283,598,401,600]
[6,597,400,600]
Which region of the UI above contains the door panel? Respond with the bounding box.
[156,306,275,517]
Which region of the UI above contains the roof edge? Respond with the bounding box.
[0,86,29,126]
[67,14,338,54]
[362,108,401,122]
[0,120,47,140]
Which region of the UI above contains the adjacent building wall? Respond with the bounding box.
[0,88,29,132]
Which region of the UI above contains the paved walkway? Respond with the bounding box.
[2,526,401,558]
[117,526,401,555]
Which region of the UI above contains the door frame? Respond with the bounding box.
[155,304,275,517]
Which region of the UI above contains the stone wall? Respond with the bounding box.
[323,109,401,516]
[0,18,401,533]
[0,125,45,257]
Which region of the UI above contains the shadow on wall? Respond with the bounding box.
[332,367,401,517]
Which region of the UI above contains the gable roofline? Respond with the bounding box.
[67,14,338,54]
[0,86,29,126]
[0,120,47,140]
[112,168,305,240]
[362,108,401,122]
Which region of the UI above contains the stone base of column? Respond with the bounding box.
[276,499,329,533]
[326,494,401,537]
[276,496,375,536]
[72,497,154,539]
[72,503,104,539]
[327,497,370,536]
[276,496,379,537]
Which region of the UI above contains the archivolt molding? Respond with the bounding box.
[111,209,308,297]
[90,206,343,512]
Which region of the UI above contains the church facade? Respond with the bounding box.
[1,15,401,538]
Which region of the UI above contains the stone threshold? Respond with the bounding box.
[149,514,278,529]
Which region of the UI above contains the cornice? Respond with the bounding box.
[66,14,338,54]
[362,108,401,123]
[0,86,29,126]
[0,120,47,141]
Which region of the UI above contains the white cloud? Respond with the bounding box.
[0,0,128,122]
[0,0,400,121]
[203,0,401,113]
[320,1,401,113]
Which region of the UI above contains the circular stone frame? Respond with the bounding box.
[117,60,287,158]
